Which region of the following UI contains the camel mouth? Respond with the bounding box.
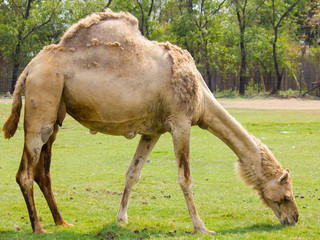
[279,214,299,226]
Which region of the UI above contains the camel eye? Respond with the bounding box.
[273,200,281,207]
[283,195,291,203]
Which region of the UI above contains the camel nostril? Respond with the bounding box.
[280,217,290,226]
[280,215,298,226]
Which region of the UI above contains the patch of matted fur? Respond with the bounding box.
[160,42,200,114]
[236,136,283,191]
[60,9,138,45]
[87,38,121,48]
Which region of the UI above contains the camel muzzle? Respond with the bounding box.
[280,213,299,226]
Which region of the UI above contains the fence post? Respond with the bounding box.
[6,67,10,94]
[214,69,217,97]
[299,68,302,95]
[257,69,260,94]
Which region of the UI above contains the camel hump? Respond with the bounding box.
[60,9,138,46]
[3,70,27,139]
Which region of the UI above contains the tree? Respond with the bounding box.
[0,0,112,93]
[230,0,265,95]
[0,0,311,94]
[135,0,154,37]
[297,0,320,62]
[0,0,62,93]
[169,0,227,91]
[108,0,156,38]
[269,0,300,92]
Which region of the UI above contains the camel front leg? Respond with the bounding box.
[170,119,215,235]
[117,134,160,223]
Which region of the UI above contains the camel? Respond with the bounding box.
[3,9,298,234]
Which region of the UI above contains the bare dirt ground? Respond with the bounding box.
[1,97,320,110]
[218,98,320,110]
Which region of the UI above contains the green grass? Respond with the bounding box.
[0,103,320,239]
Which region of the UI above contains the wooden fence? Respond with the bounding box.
[1,61,320,95]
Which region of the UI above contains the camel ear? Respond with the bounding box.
[278,171,289,184]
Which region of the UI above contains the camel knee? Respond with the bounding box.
[39,123,54,144]
[125,169,141,187]
[178,176,193,193]
[25,123,54,149]
[16,170,33,191]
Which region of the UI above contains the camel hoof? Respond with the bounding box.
[116,214,128,224]
[34,229,52,234]
[61,223,74,227]
[56,220,74,228]
[195,228,216,235]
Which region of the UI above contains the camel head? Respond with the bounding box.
[236,137,299,226]
[259,168,299,225]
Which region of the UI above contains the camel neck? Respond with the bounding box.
[200,86,261,166]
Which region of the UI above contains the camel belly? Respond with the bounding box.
[66,108,165,137]
[71,117,163,138]
[61,47,172,136]
[63,84,167,137]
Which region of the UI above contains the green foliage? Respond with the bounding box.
[278,89,300,97]
[245,78,259,96]
[0,0,61,65]
[216,89,239,98]
[0,0,108,65]
[0,0,316,93]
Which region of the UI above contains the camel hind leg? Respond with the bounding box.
[117,135,160,223]
[16,71,66,233]
[34,121,72,228]
[17,112,68,232]
[16,122,56,233]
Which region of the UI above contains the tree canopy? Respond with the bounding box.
[0,0,317,93]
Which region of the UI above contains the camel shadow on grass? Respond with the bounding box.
[0,222,289,239]
[1,223,194,240]
[217,223,286,236]
[78,222,288,239]
[92,223,195,239]
[62,222,286,239]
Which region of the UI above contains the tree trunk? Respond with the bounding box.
[235,1,247,96]
[11,62,20,93]
[136,1,145,36]
[270,0,299,93]
[273,38,282,92]
[206,62,213,92]
[239,32,246,95]
[10,36,22,93]
[10,0,33,93]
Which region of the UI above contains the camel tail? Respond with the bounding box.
[3,70,27,139]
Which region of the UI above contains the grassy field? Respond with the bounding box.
[0,102,319,239]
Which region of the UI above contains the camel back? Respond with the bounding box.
[44,9,201,115]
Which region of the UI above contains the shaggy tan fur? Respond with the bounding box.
[60,9,138,45]
[236,136,283,192]
[87,38,121,48]
[160,42,200,114]
[43,44,66,52]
